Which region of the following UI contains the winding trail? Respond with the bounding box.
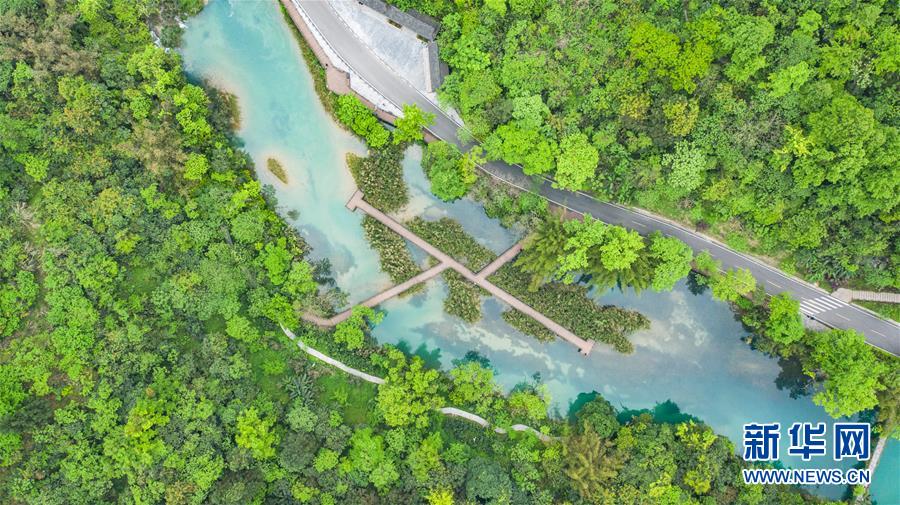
[281,325,553,442]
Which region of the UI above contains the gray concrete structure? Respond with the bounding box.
[426,41,447,90]
[358,0,439,40]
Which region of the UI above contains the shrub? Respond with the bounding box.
[490,263,649,353]
[442,270,483,323]
[361,216,422,295]
[334,94,389,147]
[347,146,408,212]
[266,157,288,183]
[405,217,496,271]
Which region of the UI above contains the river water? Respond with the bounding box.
[180,1,898,501]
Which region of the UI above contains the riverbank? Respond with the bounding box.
[182,2,892,499]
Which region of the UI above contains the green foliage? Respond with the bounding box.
[508,387,550,423]
[235,407,279,460]
[361,215,423,292]
[857,301,900,323]
[423,141,477,201]
[470,175,549,229]
[491,263,648,353]
[448,361,499,416]
[334,94,389,147]
[765,293,804,345]
[313,448,339,472]
[405,217,496,271]
[554,133,598,191]
[184,152,209,181]
[393,103,434,145]
[710,268,756,302]
[430,0,898,290]
[664,141,707,193]
[808,329,887,418]
[406,432,444,484]
[442,270,482,323]
[373,347,444,429]
[647,232,693,291]
[226,315,260,346]
[1,1,890,503]
[286,399,317,432]
[0,270,37,337]
[333,306,384,351]
[346,427,399,491]
[347,145,409,212]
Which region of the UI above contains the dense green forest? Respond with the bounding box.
[396,0,899,291]
[0,0,891,503]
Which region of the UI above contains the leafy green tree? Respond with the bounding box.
[449,361,498,416]
[333,306,383,351]
[313,448,339,472]
[225,315,260,346]
[406,432,444,484]
[566,424,622,500]
[347,428,399,491]
[425,488,454,505]
[664,141,707,193]
[516,213,568,290]
[766,293,804,345]
[334,94,389,147]
[576,397,620,439]
[286,400,316,432]
[809,329,887,418]
[554,133,598,191]
[393,104,434,145]
[484,123,555,175]
[235,407,278,460]
[710,268,756,302]
[374,347,443,428]
[423,141,477,201]
[507,386,550,423]
[647,233,693,291]
[259,238,292,285]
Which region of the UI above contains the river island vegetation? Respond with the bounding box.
[267,157,288,183]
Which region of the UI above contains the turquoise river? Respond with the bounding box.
[181,1,898,502]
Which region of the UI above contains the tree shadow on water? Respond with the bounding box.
[618,399,701,425]
[774,356,814,399]
[394,340,443,370]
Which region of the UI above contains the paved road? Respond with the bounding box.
[295,0,899,356]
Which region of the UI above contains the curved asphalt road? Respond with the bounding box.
[295,0,899,356]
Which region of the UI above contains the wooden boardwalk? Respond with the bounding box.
[477,241,523,279]
[833,288,900,304]
[302,262,449,327]
[345,190,595,356]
